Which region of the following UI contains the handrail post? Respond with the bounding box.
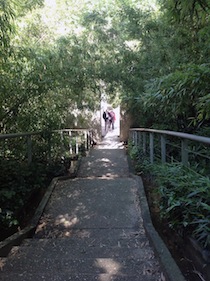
[60,131,64,155]
[87,131,90,150]
[161,134,166,163]
[149,132,154,164]
[69,131,73,155]
[137,131,141,147]
[181,139,188,165]
[131,131,134,144]
[90,130,94,146]
[27,135,32,164]
[134,131,138,146]
[84,131,87,150]
[76,136,79,155]
[143,132,146,155]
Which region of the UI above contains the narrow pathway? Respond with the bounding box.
[0,130,165,281]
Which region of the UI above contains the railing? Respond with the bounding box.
[0,129,93,164]
[130,128,210,175]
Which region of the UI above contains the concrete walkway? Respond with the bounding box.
[0,130,183,281]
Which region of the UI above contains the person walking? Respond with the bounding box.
[109,110,116,130]
[103,110,109,132]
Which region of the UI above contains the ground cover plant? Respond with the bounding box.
[0,157,68,241]
[128,142,210,249]
[0,132,84,241]
[128,142,210,279]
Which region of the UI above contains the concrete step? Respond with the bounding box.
[24,228,148,248]
[77,147,130,178]
[1,256,160,273]
[8,235,154,260]
[0,255,161,281]
[33,177,141,239]
[0,272,160,281]
[1,231,162,280]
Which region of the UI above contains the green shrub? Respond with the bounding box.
[128,144,210,248]
[150,163,210,248]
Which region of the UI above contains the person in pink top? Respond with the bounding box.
[109,110,116,130]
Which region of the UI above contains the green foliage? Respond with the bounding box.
[142,63,210,130]
[160,0,210,23]
[145,162,210,248]
[0,128,91,233]
[128,142,210,248]
[0,0,15,55]
[1,0,210,242]
[0,0,209,134]
[0,159,46,230]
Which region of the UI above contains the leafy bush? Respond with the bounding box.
[141,63,210,132]
[149,163,210,248]
[128,143,210,248]
[0,160,48,230]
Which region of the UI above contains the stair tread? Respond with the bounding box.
[0,272,160,281]
[9,228,155,259]
[8,240,154,260]
[1,257,161,278]
[28,228,147,244]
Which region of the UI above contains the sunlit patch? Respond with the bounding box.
[101,158,111,163]
[95,258,121,278]
[35,214,51,234]
[64,231,72,237]
[67,189,81,198]
[55,214,79,228]
[0,258,6,270]
[35,222,46,234]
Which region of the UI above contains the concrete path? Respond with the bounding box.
[0,129,166,281]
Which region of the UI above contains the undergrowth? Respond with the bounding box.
[128,142,210,249]
[0,157,70,235]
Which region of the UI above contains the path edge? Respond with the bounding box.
[132,173,186,281]
[0,156,84,257]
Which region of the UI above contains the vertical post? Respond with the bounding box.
[84,131,88,150]
[27,135,32,164]
[161,134,166,163]
[90,130,93,146]
[181,139,188,165]
[76,136,79,155]
[69,131,73,155]
[137,131,141,147]
[134,131,137,146]
[60,131,64,155]
[149,133,154,164]
[130,131,134,144]
[143,132,146,155]
[87,131,90,150]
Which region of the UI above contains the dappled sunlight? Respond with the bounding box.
[0,258,6,270]
[83,174,122,179]
[100,157,112,163]
[55,214,79,228]
[35,198,93,237]
[98,138,124,149]
[66,189,81,198]
[99,129,123,150]
[95,258,122,280]
[79,148,129,178]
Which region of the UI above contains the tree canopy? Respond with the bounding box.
[0,0,209,134]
